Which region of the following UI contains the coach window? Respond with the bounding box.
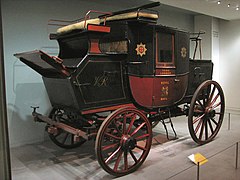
[156,32,175,68]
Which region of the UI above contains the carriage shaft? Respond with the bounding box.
[32,111,88,140]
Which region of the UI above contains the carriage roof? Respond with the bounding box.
[56,11,159,35]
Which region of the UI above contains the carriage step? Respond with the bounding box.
[160,118,177,140]
[159,110,178,140]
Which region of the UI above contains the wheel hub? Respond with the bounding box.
[205,107,216,118]
[121,135,137,151]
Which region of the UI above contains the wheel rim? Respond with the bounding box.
[188,80,225,144]
[95,107,152,176]
[47,108,86,149]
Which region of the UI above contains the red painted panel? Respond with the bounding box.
[87,24,111,33]
[152,75,188,107]
[89,39,101,54]
[129,76,153,108]
[153,77,173,107]
[129,75,188,108]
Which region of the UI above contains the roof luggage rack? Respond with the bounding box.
[49,2,160,36]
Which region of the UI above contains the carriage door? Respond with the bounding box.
[153,30,189,107]
[153,30,176,107]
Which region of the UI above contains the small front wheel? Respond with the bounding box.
[95,107,152,176]
[188,80,225,145]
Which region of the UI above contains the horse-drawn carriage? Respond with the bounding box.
[14,2,225,176]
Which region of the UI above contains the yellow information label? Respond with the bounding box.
[188,153,208,166]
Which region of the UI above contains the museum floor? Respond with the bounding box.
[10,113,240,180]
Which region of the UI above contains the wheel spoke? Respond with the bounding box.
[131,122,146,136]
[194,119,203,134]
[205,119,208,140]
[102,142,119,151]
[113,150,123,171]
[105,146,121,164]
[199,119,205,140]
[208,86,216,104]
[209,93,220,107]
[211,102,222,110]
[215,112,224,115]
[210,117,218,126]
[129,150,138,163]
[54,131,61,138]
[201,88,208,107]
[202,96,207,108]
[124,150,128,170]
[197,99,205,110]
[113,121,123,136]
[193,114,205,124]
[123,114,127,135]
[194,109,204,113]
[105,132,121,140]
[126,114,137,134]
[136,145,147,151]
[62,133,69,144]
[208,118,214,134]
[135,134,150,140]
[71,134,74,145]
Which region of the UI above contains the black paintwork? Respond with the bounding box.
[186,59,213,96]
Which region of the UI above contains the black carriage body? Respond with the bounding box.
[44,30,132,112]
[15,12,213,113]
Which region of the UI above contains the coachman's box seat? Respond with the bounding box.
[57,18,101,34]
[56,11,158,35]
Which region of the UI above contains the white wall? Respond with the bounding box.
[2,0,194,147]
[219,19,240,111]
[158,5,194,31]
[212,18,220,81]
[194,15,212,60]
[194,15,220,81]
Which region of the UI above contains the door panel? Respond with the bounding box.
[152,75,188,107]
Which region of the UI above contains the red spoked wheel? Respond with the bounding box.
[188,80,225,145]
[95,107,152,176]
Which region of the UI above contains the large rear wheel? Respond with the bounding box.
[47,108,86,149]
[188,80,225,145]
[95,107,152,176]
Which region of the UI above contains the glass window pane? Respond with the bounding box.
[158,33,173,63]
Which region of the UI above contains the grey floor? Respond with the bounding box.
[11,113,240,180]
